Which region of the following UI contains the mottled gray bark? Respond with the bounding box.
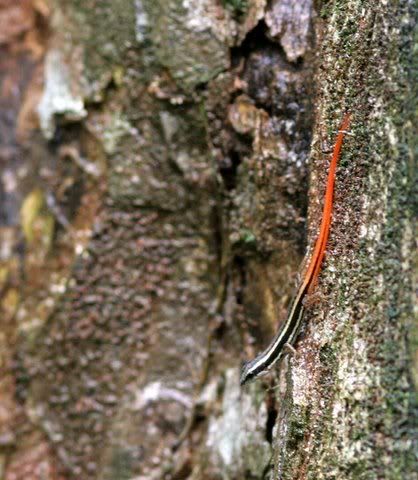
[0,1,415,480]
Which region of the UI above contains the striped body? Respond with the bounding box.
[240,113,351,386]
[240,286,306,385]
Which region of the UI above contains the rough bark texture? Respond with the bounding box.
[274,3,417,479]
[0,1,415,480]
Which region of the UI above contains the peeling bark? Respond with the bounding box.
[0,1,415,479]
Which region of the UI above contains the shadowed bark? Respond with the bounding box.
[0,1,415,479]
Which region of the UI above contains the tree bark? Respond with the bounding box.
[0,1,415,479]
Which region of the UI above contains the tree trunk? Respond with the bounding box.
[0,1,415,479]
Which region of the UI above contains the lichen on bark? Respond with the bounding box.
[273,1,416,479]
[1,0,415,479]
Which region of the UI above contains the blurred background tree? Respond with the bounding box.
[0,1,415,479]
